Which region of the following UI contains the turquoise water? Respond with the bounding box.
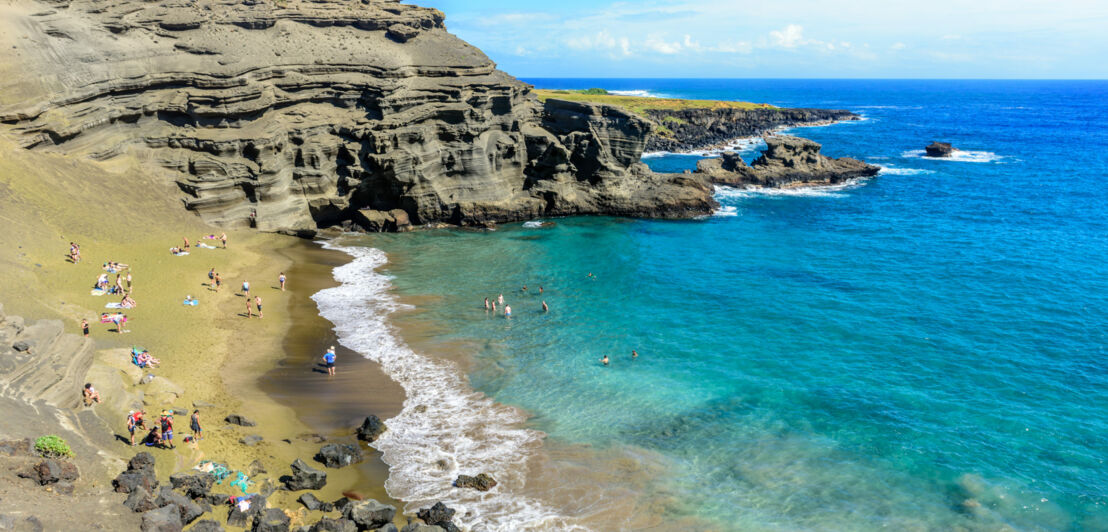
[348,80,1108,530]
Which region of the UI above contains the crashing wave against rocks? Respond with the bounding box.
[0,0,715,233]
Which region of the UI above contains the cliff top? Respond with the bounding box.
[533,89,778,115]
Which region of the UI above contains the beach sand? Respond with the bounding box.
[0,136,407,526]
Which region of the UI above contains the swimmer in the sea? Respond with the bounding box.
[504,305,512,317]
[542,300,548,312]
[600,355,609,366]
[632,350,639,361]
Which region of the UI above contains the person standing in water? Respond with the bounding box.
[484,297,489,311]
[539,285,544,294]
[498,293,504,306]
[504,305,512,317]
[542,301,549,312]
[600,355,609,366]
[632,350,639,361]
[323,346,337,376]
[491,300,497,313]
[255,296,263,318]
[278,272,286,291]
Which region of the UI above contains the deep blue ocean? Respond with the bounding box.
[332,80,1108,531]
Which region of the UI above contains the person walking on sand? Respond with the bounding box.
[220,232,227,248]
[242,280,250,297]
[323,346,337,376]
[182,237,190,251]
[81,319,89,337]
[600,355,609,366]
[255,296,263,318]
[115,274,124,294]
[245,297,253,318]
[208,268,215,285]
[542,301,549,312]
[190,410,202,440]
[278,272,286,291]
[127,410,146,446]
[214,273,222,291]
[126,272,133,292]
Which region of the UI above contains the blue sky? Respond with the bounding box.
[417,0,1108,78]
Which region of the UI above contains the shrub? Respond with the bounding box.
[34,435,74,458]
[579,88,609,95]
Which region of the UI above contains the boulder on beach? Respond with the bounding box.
[169,471,214,499]
[356,415,387,442]
[114,452,158,494]
[140,504,182,532]
[19,459,79,485]
[251,508,291,532]
[315,443,364,468]
[309,517,358,532]
[284,459,326,491]
[343,499,396,530]
[925,141,955,157]
[416,502,459,532]
[453,473,497,492]
[225,414,256,427]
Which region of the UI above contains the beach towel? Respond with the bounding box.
[105,302,124,309]
[90,289,106,296]
[198,243,217,249]
[100,313,125,324]
[182,299,199,306]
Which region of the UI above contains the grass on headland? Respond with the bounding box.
[533,89,777,116]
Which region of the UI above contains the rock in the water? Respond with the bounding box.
[925,141,955,157]
[225,414,256,427]
[187,520,224,532]
[252,508,291,532]
[142,504,183,532]
[342,500,395,530]
[415,503,458,532]
[170,471,215,499]
[453,473,497,491]
[284,459,326,491]
[125,486,161,513]
[315,443,364,469]
[355,416,387,443]
[298,493,323,511]
[309,518,357,532]
[697,136,879,189]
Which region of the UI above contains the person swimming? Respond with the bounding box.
[542,301,549,312]
[632,350,639,361]
[600,355,609,366]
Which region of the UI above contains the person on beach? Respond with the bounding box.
[323,346,337,376]
[81,319,89,337]
[504,305,512,317]
[220,232,227,248]
[127,410,146,446]
[255,296,263,318]
[83,383,101,406]
[113,314,126,334]
[115,274,124,294]
[126,272,133,292]
[208,268,215,285]
[632,350,639,361]
[278,272,286,291]
[160,412,175,450]
[600,355,609,366]
[142,426,162,448]
[214,273,222,291]
[182,237,190,251]
[484,297,489,311]
[542,301,548,312]
[242,280,250,297]
[245,298,253,318]
[190,410,202,440]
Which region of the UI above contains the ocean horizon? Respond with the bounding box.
[316,78,1108,530]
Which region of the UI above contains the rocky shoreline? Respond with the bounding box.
[695,135,880,189]
[643,108,861,153]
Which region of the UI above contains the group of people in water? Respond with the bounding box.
[484,285,548,318]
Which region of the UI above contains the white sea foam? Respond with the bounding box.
[714,205,739,217]
[902,149,1005,163]
[878,166,935,176]
[314,242,586,532]
[642,136,766,159]
[713,179,867,200]
[522,220,546,228]
[608,89,663,98]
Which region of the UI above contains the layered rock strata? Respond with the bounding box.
[644,107,860,153]
[696,136,880,188]
[0,0,715,233]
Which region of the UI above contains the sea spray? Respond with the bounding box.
[312,242,587,532]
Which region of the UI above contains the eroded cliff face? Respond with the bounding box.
[644,107,860,153]
[0,0,714,233]
[695,136,880,188]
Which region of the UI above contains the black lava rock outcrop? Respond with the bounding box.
[356,416,387,443]
[453,473,497,491]
[315,443,365,469]
[225,414,257,427]
[342,499,396,530]
[415,502,458,532]
[696,136,879,188]
[284,459,327,491]
[644,107,860,153]
[114,452,159,494]
[925,141,956,157]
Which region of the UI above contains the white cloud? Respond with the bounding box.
[769,24,807,48]
[566,30,633,57]
[891,42,907,50]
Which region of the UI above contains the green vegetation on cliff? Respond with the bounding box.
[534,89,776,115]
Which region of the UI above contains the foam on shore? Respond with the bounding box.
[313,242,587,531]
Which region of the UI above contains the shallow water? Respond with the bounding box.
[329,80,1108,530]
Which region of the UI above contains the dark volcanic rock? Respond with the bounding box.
[187,520,224,532]
[644,107,860,153]
[298,492,323,511]
[309,518,357,532]
[453,473,497,492]
[400,525,444,532]
[115,469,159,494]
[225,414,256,427]
[125,486,161,513]
[130,452,157,471]
[227,495,267,528]
[0,438,32,456]
[315,443,365,468]
[342,499,395,530]
[252,508,291,532]
[170,471,215,499]
[156,486,205,524]
[21,459,79,485]
[696,136,879,189]
[141,504,183,532]
[415,503,458,532]
[925,141,955,157]
[355,416,387,443]
[284,459,327,491]
[240,435,264,446]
